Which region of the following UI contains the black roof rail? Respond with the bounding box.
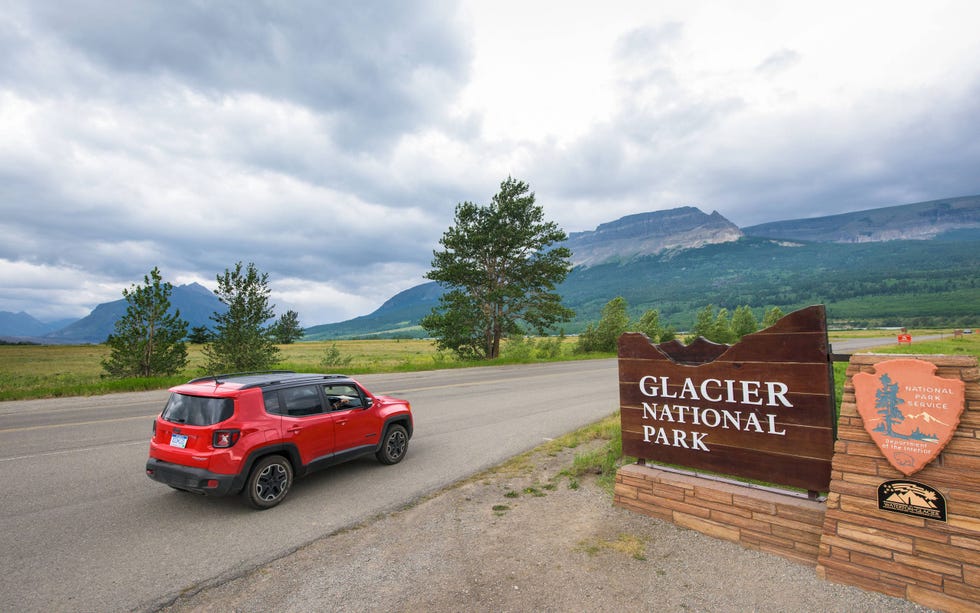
[187,370,296,385]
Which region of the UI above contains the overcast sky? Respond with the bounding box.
[3,1,980,325]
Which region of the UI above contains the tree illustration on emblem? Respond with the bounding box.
[874,373,906,437]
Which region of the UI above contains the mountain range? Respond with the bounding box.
[306,194,980,339]
[1,282,225,344]
[564,206,742,267]
[4,195,979,343]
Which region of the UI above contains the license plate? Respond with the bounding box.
[170,433,188,449]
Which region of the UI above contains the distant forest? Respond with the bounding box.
[559,234,979,330]
[303,231,980,340]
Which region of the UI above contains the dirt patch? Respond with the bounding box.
[159,441,933,612]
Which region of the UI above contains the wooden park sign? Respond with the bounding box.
[618,305,837,492]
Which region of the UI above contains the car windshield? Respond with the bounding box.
[162,393,234,426]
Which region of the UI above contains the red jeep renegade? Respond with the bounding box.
[146,371,413,509]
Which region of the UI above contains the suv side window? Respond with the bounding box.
[323,384,365,411]
[281,385,324,416]
[263,390,283,415]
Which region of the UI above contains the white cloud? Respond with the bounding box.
[1,0,979,325]
[0,258,122,319]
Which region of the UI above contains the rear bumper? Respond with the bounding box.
[145,458,241,496]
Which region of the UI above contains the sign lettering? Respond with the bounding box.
[618,305,837,492]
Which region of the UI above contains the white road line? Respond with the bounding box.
[0,440,147,462]
[0,413,159,433]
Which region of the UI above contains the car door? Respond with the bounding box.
[323,383,380,454]
[278,384,335,466]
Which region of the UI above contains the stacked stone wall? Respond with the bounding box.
[816,354,980,612]
[615,354,980,611]
[614,464,825,566]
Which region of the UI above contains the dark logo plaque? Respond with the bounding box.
[877,480,947,522]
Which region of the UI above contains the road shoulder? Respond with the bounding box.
[159,440,934,613]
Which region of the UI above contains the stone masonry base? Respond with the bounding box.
[614,463,826,566]
[815,354,980,613]
[615,354,980,612]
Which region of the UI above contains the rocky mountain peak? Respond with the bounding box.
[566,206,743,267]
[742,195,980,243]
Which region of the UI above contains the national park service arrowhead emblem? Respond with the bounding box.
[853,359,965,476]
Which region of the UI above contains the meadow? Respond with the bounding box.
[2,330,977,402]
[0,337,590,401]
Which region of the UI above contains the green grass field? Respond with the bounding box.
[2,331,977,402]
[0,337,592,401]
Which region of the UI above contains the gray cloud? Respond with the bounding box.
[16,1,469,151]
[2,2,979,325]
[532,22,980,230]
[0,1,473,323]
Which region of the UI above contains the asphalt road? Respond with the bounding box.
[829,333,942,356]
[0,360,619,612]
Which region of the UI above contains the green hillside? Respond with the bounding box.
[304,281,443,340]
[559,233,980,330]
[305,231,979,339]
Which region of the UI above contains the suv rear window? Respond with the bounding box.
[162,393,234,426]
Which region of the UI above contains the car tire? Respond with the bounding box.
[376,424,409,465]
[243,455,293,509]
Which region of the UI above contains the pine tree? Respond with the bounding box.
[691,305,717,341]
[731,305,759,340]
[102,267,188,377]
[594,296,630,352]
[713,308,734,344]
[762,306,784,328]
[202,262,280,372]
[422,177,573,359]
[270,310,304,344]
[635,308,663,342]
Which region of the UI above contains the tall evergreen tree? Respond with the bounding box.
[635,308,663,342]
[422,177,573,359]
[713,307,734,344]
[270,310,304,344]
[102,267,188,377]
[187,325,212,344]
[203,262,280,372]
[594,296,630,352]
[731,305,759,340]
[762,306,784,328]
[691,305,717,340]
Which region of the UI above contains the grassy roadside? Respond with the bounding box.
[0,337,603,401]
[830,332,980,416]
[477,412,629,495]
[553,334,980,501]
[2,330,976,402]
[486,332,979,499]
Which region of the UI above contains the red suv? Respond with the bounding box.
[146,372,413,509]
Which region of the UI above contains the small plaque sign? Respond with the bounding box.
[853,359,966,476]
[877,479,947,522]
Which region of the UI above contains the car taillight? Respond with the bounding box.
[212,430,241,448]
